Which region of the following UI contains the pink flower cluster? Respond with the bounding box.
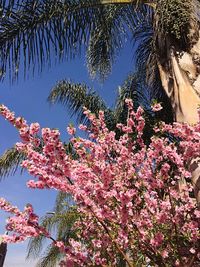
[0,199,48,243]
[0,102,200,266]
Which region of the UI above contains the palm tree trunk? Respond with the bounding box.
[158,47,200,124]
[157,35,200,204]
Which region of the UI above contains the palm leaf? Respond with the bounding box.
[27,191,78,262]
[35,244,61,267]
[27,209,78,256]
[0,146,25,178]
[54,192,73,213]
[86,3,154,80]
[86,4,125,80]
[0,0,154,81]
[115,72,152,120]
[35,214,78,267]
[48,80,116,129]
[0,136,45,179]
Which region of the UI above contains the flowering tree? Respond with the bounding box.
[0,101,199,267]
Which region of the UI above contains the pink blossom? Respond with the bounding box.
[161,250,169,259]
[190,248,196,254]
[150,232,164,248]
[67,125,76,135]
[55,241,66,252]
[29,123,40,135]
[151,102,163,112]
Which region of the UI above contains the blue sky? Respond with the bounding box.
[0,43,133,266]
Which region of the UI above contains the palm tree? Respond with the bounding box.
[1,0,200,124]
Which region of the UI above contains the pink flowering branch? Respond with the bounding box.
[0,199,49,243]
[0,102,200,266]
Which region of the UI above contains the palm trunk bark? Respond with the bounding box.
[157,34,200,204]
[157,47,200,124]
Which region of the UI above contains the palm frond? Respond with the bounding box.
[131,2,155,83]
[0,0,90,80]
[115,72,151,121]
[0,0,91,80]
[27,232,47,259]
[86,5,125,80]
[27,202,78,260]
[0,0,121,81]
[0,146,25,178]
[35,214,78,267]
[27,213,64,259]
[48,80,115,127]
[54,192,74,213]
[35,244,61,267]
[0,0,154,81]
[86,3,156,80]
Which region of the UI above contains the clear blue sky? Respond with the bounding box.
[0,42,133,266]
